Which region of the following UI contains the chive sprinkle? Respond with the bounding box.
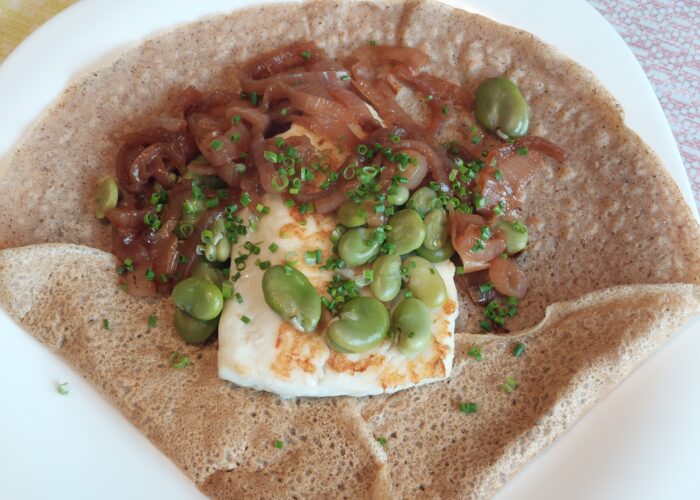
[103,319,110,330]
[274,440,284,449]
[222,281,233,300]
[168,351,191,369]
[502,375,518,394]
[211,139,223,151]
[268,243,279,253]
[459,402,478,414]
[467,345,482,361]
[56,382,69,395]
[241,315,251,324]
[517,146,528,156]
[148,314,157,328]
[231,114,241,124]
[376,436,387,446]
[301,49,312,60]
[145,268,155,281]
[442,105,450,115]
[369,39,377,46]
[240,193,251,207]
[513,342,526,358]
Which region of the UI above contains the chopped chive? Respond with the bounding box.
[513,342,526,358]
[280,107,289,117]
[455,266,465,275]
[222,281,233,300]
[235,292,244,304]
[240,193,251,207]
[148,314,157,328]
[459,402,478,414]
[56,382,69,395]
[467,345,482,361]
[211,139,223,151]
[231,114,241,125]
[145,268,155,281]
[376,436,386,446]
[479,319,492,331]
[257,260,271,270]
[301,49,312,60]
[103,319,110,330]
[230,133,241,143]
[274,440,284,449]
[168,351,191,369]
[250,91,259,107]
[517,146,528,156]
[478,282,493,293]
[241,315,251,324]
[268,243,279,253]
[502,375,518,394]
[341,74,351,81]
[442,105,450,115]
[264,151,279,163]
[494,169,503,181]
[205,197,219,208]
[369,39,377,47]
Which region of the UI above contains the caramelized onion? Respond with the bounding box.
[450,212,505,272]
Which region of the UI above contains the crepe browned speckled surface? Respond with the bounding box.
[1,1,699,498]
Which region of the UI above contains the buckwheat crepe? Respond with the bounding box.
[1,1,699,498]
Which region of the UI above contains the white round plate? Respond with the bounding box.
[0,1,698,499]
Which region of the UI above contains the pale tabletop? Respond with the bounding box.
[2,0,698,208]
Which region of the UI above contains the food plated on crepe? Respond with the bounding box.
[1,0,699,497]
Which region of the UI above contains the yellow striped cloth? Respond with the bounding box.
[0,0,76,62]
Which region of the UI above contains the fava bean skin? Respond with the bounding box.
[370,255,402,302]
[475,77,529,139]
[495,220,529,254]
[190,259,224,288]
[387,209,426,255]
[174,308,218,344]
[262,265,321,333]
[337,227,381,267]
[416,239,455,263]
[94,177,118,219]
[393,298,432,356]
[387,185,410,206]
[403,256,447,308]
[172,277,224,321]
[326,297,389,353]
[407,187,438,217]
[422,208,448,250]
[337,201,367,228]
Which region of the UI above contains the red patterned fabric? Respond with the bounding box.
[589,0,700,208]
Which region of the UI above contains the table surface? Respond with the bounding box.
[2,0,699,209]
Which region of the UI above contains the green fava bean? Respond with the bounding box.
[174,308,218,344]
[387,185,410,206]
[416,239,455,263]
[393,298,432,356]
[94,177,118,219]
[337,201,367,227]
[403,256,447,308]
[338,227,381,267]
[387,209,426,255]
[495,220,529,254]
[475,77,529,139]
[327,297,389,353]
[422,208,448,250]
[262,265,321,333]
[172,277,224,321]
[370,255,402,302]
[406,187,438,217]
[190,259,224,288]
